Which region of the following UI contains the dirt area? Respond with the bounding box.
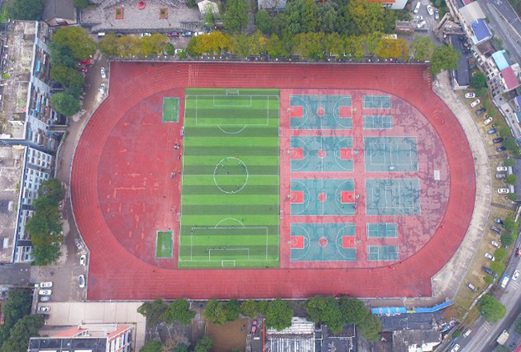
[206,319,248,352]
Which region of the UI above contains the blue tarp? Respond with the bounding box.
[471,19,492,43]
[35,60,41,73]
[492,50,510,71]
[415,300,453,313]
[371,307,407,316]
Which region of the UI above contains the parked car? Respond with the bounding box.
[465,92,476,99]
[38,306,50,313]
[497,166,508,172]
[467,282,477,292]
[39,281,53,288]
[427,4,434,15]
[416,20,426,29]
[495,218,504,225]
[414,1,421,14]
[38,289,52,296]
[482,266,496,276]
[39,296,50,302]
[100,67,106,79]
[463,329,472,338]
[251,320,258,334]
[79,274,86,288]
[434,9,440,20]
[181,31,192,37]
[74,238,83,251]
[491,226,502,234]
[484,252,495,261]
[493,137,504,144]
[487,128,497,134]
[498,188,510,194]
[470,99,481,108]
[496,146,506,152]
[496,173,506,179]
[450,343,460,352]
[80,254,87,266]
[513,270,520,281]
[491,240,500,248]
[476,107,486,115]
[484,117,493,125]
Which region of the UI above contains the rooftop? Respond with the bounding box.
[450,35,471,87]
[460,1,486,25]
[43,0,76,24]
[0,21,37,140]
[266,317,315,352]
[492,50,510,71]
[258,0,286,10]
[471,19,492,43]
[501,66,520,91]
[392,329,442,352]
[515,95,521,110]
[0,145,25,263]
[197,0,218,16]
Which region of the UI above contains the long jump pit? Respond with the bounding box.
[71,63,476,300]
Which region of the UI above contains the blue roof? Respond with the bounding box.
[471,19,492,43]
[492,50,509,71]
[516,111,521,124]
[515,96,521,109]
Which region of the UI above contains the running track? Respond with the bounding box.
[71,63,476,300]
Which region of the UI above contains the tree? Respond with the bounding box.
[265,299,293,331]
[292,32,325,60]
[9,0,43,20]
[99,34,121,57]
[51,65,85,97]
[491,260,506,275]
[431,44,459,75]
[139,341,161,352]
[495,248,507,261]
[479,294,506,322]
[173,343,189,352]
[318,2,339,33]
[49,43,77,68]
[0,315,44,352]
[471,72,487,89]
[224,300,241,322]
[375,38,409,60]
[500,234,513,247]
[338,296,380,341]
[347,0,384,35]
[223,0,248,33]
[194,336,213,352]
[358,314,381,342]
[137,300,168,326]
[161,299,195,325]
[411,36,435,61]
[256,9,272,34]
[165,43,175,56]
[140,33,169,57]
[285,0,319,35]
[266,34,289,58]
[506,174,517,185]
[305,296,344,333]
[0,289,32,343]
[240,300,258,318]
[73,0,90,9]
[51,93,81,117]
[204,300,227,325]
[515,318,521,334]
[53,27,96,61]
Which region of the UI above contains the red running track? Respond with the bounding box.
[71,62,476,300]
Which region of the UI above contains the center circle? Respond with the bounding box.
[319,237,328,248]
[213,157,249,194]
[317,106,325,117]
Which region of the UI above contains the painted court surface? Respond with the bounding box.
[71,63,476,300]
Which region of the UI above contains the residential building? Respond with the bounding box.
[501,65,521,92]
[459,2,493,45]
[0,21,64,263]
[392,329,442,352]
[450,35,471,89]
[42,0,77,26]
[197,0,219,17]
[28,324,135,352]
[368,0,408,10]
[492,50,510,71]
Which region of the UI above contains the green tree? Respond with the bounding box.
[240,300,258,318]
[476,87,488,97]
[139,341,162,352]
[318,2,338,33]
[266,34,289,58]
[49,43,78,68]
[265,299,293,331]
[504,159,515,167]
[431,44,459,75]
[292,32,325,60]
[347,0,384,35]
[140,33,169,57]
[224,300,241,322]
[223,0,248,33]
[99,34,120,57]
[506,174,517,185]
[285,0,319,35]
[256,9,272,34]
[491,260,506,275]
[38,179,64,205]
[471,72,487,89]
[305,296,344,333]
[204,300,227,325]
[515,318,521,334]
[194,336,213,352]
[51,93,81,117]
[53,27,96,61]
[137,300,168,326]
[358,314,381,342]
[479,294,506,322]
[161,299,195,325]
[495,248,507,261]
[501,234,513,247]
[0,289,32,343]
[411,36,435,61]
[339,296,380,341]
[165,43,175,56]
[51,65,85,97]
[0,315,44,352]
[73,0,90,9]
[9,0,43,20]
[173,344,189,352]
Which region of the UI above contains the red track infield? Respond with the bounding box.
[71,63,476,300]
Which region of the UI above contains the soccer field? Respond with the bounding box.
[179,88,280,268]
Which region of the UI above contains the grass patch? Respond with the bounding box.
[156,231,173,258]
[162,97,179,122]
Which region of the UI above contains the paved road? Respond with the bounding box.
[479,0,521,63]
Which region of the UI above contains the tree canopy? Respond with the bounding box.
[305,296,344,333]
[0,315,44,352]
[0,289,32,344]
[411,36,435,62]
[471,72,487,89]
[9,0,44,20]
[431,44,459,75]
[51,93,81,117]
[162,300,196,325]
[194,336,213,352]
[265,299,293,331]
[53,27,97,61]
[479,294,506,322]
[51,65,85,98]
[139,341,161,352]
[223,0,248,33]
[338,296,381,341]
[137,300,168,326]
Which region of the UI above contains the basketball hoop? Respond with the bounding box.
[137,0,145,9]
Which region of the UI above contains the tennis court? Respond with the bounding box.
[290,136,353,172]
[363,115,393,129]
[367,245,400,261]
[156,230,173,258]
[363,95,392,109]
[289,95,352,129]
[364,137,418,172]
[290,223,356,262]
[179,88,280,268]
[367,223,398,238]
[366,178,420,216]
[162,97,180,122]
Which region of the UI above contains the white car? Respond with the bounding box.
[491,240,500,248]
[80,254,87,266]
[450,343,460,352]
[484,117,493,125]
[38,306,50,313]
[414,1,421,14]
[100,67,106,79]
[497,166,508,172]
[498,188,511,194]
[38,289,52,296]
[39,281,53,288]
[470,99,481,108]
[417,20,426,29]
[427,5,434,15]
[79,274,86,288]
[465,92,476,99]
[484,252,495,261]
[513,270,520,281]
